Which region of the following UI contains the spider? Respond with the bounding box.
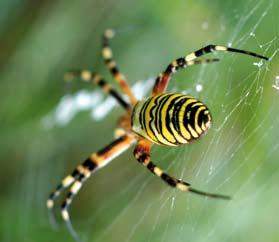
[47,29,268,242]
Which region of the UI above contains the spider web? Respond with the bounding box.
[40,1,279,242]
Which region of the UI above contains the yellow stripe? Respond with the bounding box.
[187,124,199,138]
[191,102,203,107]
[77,165,91,178]
[185,52,197,61]
[176,183,189,191]
[61,210,69,220]
[81,70,91,81]
[215,46,227,51]
[46,199,54,209]
[104,29,115,38]
[170,122,188,144]
[62,175,75,187]
[154,167,163,176]
[71,181,82,194]
[102,47,112,59]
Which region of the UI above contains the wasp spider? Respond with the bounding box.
[47,29,268,241]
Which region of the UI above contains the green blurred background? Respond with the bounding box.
[1,0,278,242]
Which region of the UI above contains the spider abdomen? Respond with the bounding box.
[131,93,212,146]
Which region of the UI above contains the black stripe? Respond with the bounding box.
[173,97,188,139]
[97,136,127,156]
[109,89,130,110]
[92,76,130,110]
[138,102,146,130]
[71,169,80,178]
[111,67,119,75]
[227,47,268,60]
[77,173,85,181]
[176,57,187,70]
[195,45,214,57]
[137,153,148,163]
[98,79,106,87]
[139,100,147,131]
[103,36,109,46]
[61,201,67,209]
[105,58,113,64]
[83,158,97,171]
[66,191,74,199]
[161,173,177,187]
[147,162,156,174]
[165,64,174,74]
[49,192,56,200]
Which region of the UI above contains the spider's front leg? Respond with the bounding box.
[102,29,137,105]
[152,58,220,95]
[47,134,136,242]
[133,139,231,200]
[64,70,132,112]
[152,45,269,95]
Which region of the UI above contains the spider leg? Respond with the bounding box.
[64,70,132,111]
[184,44,269,62]
[152,45,269,95]
[114,128,127,138]
[152,58,220,95]
[47,134,136,242]
[61,173,89,242]
[134,139,231,200]
[102,29,137,105]
[47,170,78,228]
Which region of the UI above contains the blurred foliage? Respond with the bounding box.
[0,0,278,242]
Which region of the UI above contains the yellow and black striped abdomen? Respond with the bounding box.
[131,93,212,146]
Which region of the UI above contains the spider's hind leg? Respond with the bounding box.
[47,169,79,228]
[46,159,95,234]
[134,139,231,200]
[47,134,136,242]
[60,166,92,242]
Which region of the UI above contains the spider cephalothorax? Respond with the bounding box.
[47,29,268,242]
